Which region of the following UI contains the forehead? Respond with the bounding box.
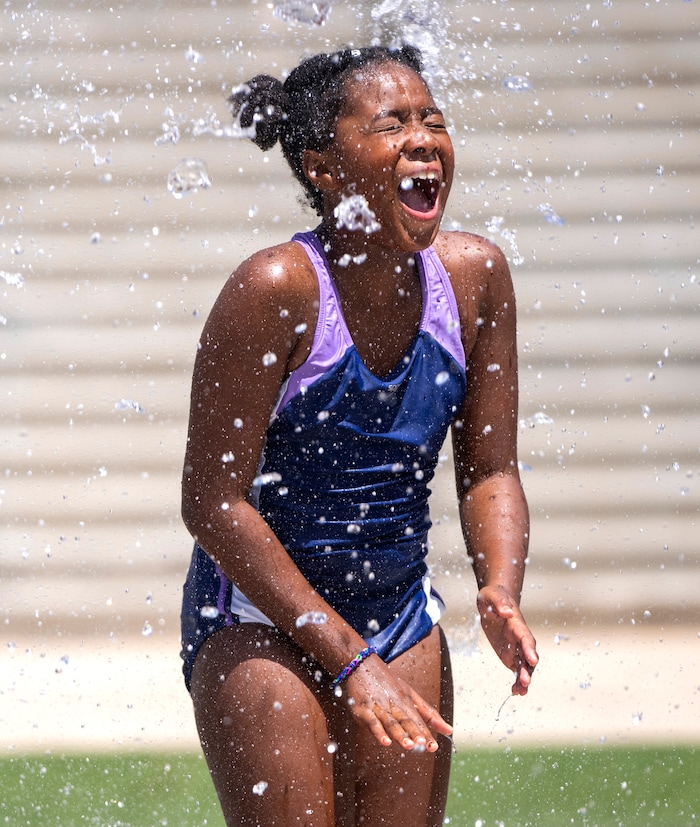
[339,62,436,117]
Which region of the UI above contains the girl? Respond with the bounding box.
[180,45,538,827]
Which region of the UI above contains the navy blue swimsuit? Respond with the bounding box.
[180,231,466,689]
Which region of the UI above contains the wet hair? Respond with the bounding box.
[228,45,425,216]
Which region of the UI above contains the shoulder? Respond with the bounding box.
[221,239,318,309]
[432,230,509,284]
[199,239,319,367]
[208,240,317,330]
[433,230,515,308]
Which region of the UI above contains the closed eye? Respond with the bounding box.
[373,120,403,133]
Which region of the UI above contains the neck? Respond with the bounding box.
[314,221,421,297]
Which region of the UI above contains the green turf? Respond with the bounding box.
[447,745,699,826]
[1,746,697,826]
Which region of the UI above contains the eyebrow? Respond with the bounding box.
[372,106,444,122]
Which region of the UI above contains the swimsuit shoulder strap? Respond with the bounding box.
[272,232,353,412]
[416,245,466,371]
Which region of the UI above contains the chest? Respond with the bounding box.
[336,283,423,378]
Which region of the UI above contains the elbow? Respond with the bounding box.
[181,463,204,541]
[181,489,202,542]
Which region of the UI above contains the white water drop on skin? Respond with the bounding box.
[295,611,328,628]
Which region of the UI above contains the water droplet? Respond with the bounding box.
[295,611,328,628]
[167,157,212,198]
[185,45,204,64]
[519,411,554,428]
[502,75,534,92]
[272,0,332,26]
[115,398,145,413]
[252,472,282,487]
[55,654,70,674]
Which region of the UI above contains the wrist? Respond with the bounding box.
[331,646,378,687]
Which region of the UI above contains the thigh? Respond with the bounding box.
[354,625,453,827]
[190,623,351,827]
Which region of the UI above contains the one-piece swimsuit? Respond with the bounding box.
[180,231,466,689]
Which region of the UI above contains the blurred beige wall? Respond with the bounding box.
[1,0,697,750]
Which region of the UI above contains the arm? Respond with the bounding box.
[181,246,452,749]
[450,239,538,695]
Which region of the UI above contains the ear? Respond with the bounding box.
[302,149,341,194]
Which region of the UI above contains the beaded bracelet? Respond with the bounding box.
[332,646,378,686]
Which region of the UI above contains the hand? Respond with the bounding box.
[477,584,538,695]
[343,655,453,751]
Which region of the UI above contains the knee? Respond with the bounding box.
[201,658,327,740]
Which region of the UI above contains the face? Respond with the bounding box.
[313,62,455,252]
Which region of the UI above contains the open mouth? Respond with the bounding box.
[397,173,441,217]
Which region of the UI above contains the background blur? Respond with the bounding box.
[1,0,698,753]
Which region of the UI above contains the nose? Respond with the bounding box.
[402,120,439,159]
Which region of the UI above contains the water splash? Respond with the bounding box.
[334,193,381,234]
[188,103,256,141]
[487,216,525,266]
[273,0,332,26]
[537,202,566,226]
[1,270,24,287]
[154,107,182,146]
[369,0,452,99]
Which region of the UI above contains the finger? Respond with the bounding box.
[356,701,424,750]
[360,711,393,748]
[511,649,537,695]
[410,693,453,737]
[366,708,418,750]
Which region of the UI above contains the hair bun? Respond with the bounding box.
[228,74,289,151]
